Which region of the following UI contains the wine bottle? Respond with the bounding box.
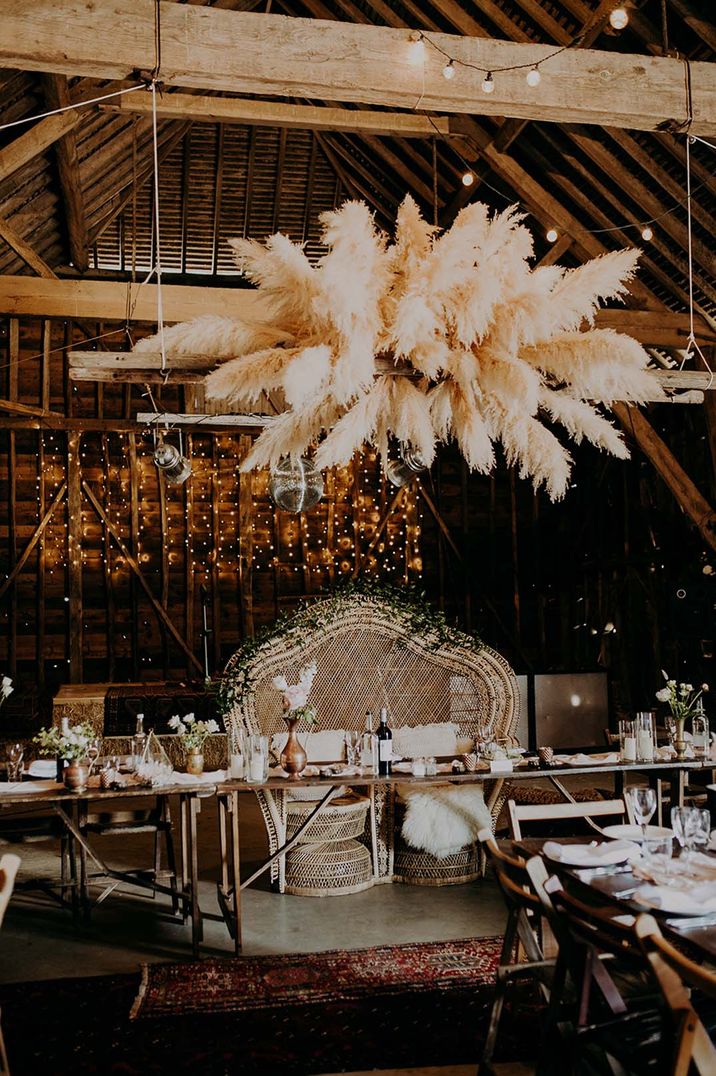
[360,710,378,774]
[57,717,69,781]
[133,713,147,767]
[377,707,392,776]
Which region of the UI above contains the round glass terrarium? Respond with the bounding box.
[269,456,324,513]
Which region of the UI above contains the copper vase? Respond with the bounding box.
[63,760,89,793]
[186,748,204,775]
[280,717,307,780]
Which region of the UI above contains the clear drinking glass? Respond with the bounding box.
[618,719,637,763]
[6,742,24,781]
[344,731,360,767]
[228,727,245,779]
[87,737,102,774]
[626,785,657,853]
[635,712,655,763]
[689,808,711,860]
[245,735,269,784]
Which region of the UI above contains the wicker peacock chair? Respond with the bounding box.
[222,591,519,894]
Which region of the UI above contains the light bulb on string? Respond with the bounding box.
[546,227,559,243]
[408,33,425,65]
[609,7,629,29]
[526,66,541,87]
[442,60,456,80]
[641,225,653,241]
[461,171,475,187]
[481,71,494,94]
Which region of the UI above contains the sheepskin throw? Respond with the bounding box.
[135,196,663,500]
[400,784,492,859]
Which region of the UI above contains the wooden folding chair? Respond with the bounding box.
[0,853,21,1076]
[507,796,628,840]
[549,885,665,1075]
[635,914,716,1076]
[477,829,557,1074]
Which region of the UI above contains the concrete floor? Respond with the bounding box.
[0,791,507,984]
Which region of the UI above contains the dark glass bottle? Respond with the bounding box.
[377,707,392,776]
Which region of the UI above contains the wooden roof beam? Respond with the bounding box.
[0,3,714,135]
[0,110,79,185]
[42,76,89,272]
[2,275,715,348]
[101,91,452,139]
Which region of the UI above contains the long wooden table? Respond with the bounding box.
[1,755,709,958]
[215,756,708,954]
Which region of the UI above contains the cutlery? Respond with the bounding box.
[576,864,634,877]
[665,915,716,929]
[612,886,640,899]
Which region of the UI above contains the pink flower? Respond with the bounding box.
[283,684,309,710]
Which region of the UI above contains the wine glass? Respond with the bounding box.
[689,808,710,863]
[86,737,102,775]
[626,786,657,854]
[6,742,24,782]
[344,731,360,767]
[671,806,697,864]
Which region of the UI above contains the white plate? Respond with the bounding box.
[543,840,639,867]
[632,884,716,917]
[602,824,673,844]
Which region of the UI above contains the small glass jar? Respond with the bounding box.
[635,711,655,763]
[425,756,437,776]
[245,735,269,784]
[412,757,427,777]
[618,719,637,763]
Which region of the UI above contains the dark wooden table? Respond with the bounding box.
[512,835,716,963]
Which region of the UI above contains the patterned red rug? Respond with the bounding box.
[131,935,503,1018]
[1,936,540,1074]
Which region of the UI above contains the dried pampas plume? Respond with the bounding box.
[135,196,664,500]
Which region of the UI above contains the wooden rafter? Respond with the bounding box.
[101,91,453,138]
[0,110,79,185]
[1,275,714,349]
[0,3,713,134]
[42,75,89,272]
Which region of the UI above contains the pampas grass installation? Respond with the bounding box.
[135,195,663,500]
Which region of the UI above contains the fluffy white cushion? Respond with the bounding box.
[270,728,346,764]
[400,784,491,859]
[392,722,459,759]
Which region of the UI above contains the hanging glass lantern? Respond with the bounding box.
[269,456,324,513]
[153,440,192,485]
[386,444,428,488]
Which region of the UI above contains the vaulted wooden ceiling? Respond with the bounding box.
[0,0,713,330]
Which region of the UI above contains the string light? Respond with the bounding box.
[481,72,495,94]
[461,171,475,187]
[442,60,456,80]
[609,7,629,30]
[526,66,541,87]
[641,225,654,241]
[408,32,426,64]
[546,227,559,243]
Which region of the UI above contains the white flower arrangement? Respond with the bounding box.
[0,674,13,709]
[655,672,709,721]
[167,713,220,751]
[34,720,95,762]
[272,660,318,724]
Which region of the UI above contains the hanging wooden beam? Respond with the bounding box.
[101,91,453,138]
[0,482,67,601]
[0,4,713,134]
[612,403,716,553]
[82,479,205,674]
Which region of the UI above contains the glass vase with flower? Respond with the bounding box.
[272,661,319,780]
[655,674,709,760]
[168,713,220,775]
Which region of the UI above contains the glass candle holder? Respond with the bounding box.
[635,711,655,763]
[245,735,269,784]
[618,719,637,763]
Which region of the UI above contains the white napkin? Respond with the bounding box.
[0,780,63,794]
[638,883,716,915]
[26,759,58,778]
[543,839,634,865]
[560,752,619,767]
[268,765,320,779]
[169,770,226,786]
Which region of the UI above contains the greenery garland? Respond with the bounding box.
[215,579,482,718]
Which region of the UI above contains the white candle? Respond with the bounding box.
[412,759,426,777]
[622,736,637,762]
[229,753,244,779]
[249,757,265,783]
[637,728,654,762]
